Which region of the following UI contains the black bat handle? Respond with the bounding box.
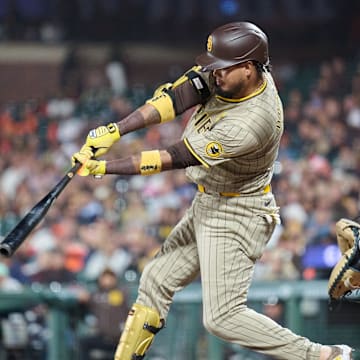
[0,163,82,257]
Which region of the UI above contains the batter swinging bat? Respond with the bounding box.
[0,162,82,257]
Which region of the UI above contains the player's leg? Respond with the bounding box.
[114,204,200,360]
[195,194,322,360]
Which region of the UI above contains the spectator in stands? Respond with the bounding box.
[123,224,162,275]
[59,46,83,98]
[80,218,132,282]
[6,244,33,285]
[0,262,23,292]
[105,47,129,97]
[30,247,76,285]
[79,267,129,360]
[254,227,302,281]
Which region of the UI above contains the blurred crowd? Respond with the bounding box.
[0,51,198,293]
[0,54,360,296]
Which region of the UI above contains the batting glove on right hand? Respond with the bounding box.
[72,145,106,177]
[85,123,120,157]
[72,145,94,176]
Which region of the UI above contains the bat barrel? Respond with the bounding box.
[0,163,81,258]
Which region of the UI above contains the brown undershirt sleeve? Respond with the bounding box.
[166,140,201,169]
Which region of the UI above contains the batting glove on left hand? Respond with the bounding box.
[85,123,120,158]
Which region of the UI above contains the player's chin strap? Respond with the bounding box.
[329,227,360,310]
[114,303,164,360]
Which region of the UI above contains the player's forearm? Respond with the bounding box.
[116,104,161,136]
[105,150,172,175]
[105,141,200,175]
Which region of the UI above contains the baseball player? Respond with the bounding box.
[72,22,353,360]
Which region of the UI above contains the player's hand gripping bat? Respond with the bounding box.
[0,163,82,257]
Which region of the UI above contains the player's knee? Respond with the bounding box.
[203,310,230,338]
[203,315,215,336]
[203,305,248,339]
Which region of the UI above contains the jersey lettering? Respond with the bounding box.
[193,112,213,133]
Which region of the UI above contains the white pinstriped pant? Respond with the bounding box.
[137,191,322,360]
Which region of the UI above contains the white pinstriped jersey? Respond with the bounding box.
[183,71,283,194]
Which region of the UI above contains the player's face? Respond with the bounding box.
[212,62,252,99]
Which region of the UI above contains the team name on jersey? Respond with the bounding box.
[192,107,226,134]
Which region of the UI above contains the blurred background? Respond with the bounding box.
[1,0,360,359]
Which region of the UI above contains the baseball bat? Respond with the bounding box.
[0,162,82,258]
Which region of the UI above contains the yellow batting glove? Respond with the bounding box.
[85,123,120,157]
[83,159,106,176]
[71,145,94,176]
[72,148,106,177]
[71,145,93,166]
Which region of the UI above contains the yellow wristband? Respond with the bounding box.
[140,150,162,175]
[146,93,175,123]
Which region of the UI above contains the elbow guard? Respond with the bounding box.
[169,66,211,114]
[181,66,211,101]
[146,66,211,122]
[146,92,176,123]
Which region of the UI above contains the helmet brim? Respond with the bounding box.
[195,52,239,71]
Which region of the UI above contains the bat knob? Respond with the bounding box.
[0,243,13,258]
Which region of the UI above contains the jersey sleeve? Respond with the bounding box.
[183,121,259,168]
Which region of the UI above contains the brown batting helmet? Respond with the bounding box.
[196,22,269,71]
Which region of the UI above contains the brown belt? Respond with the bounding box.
[197,184,271,197]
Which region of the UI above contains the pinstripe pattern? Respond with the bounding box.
[183,72,283,194]
[135,71,323,359]
[195,194,321,360]
[137,204,200,317]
